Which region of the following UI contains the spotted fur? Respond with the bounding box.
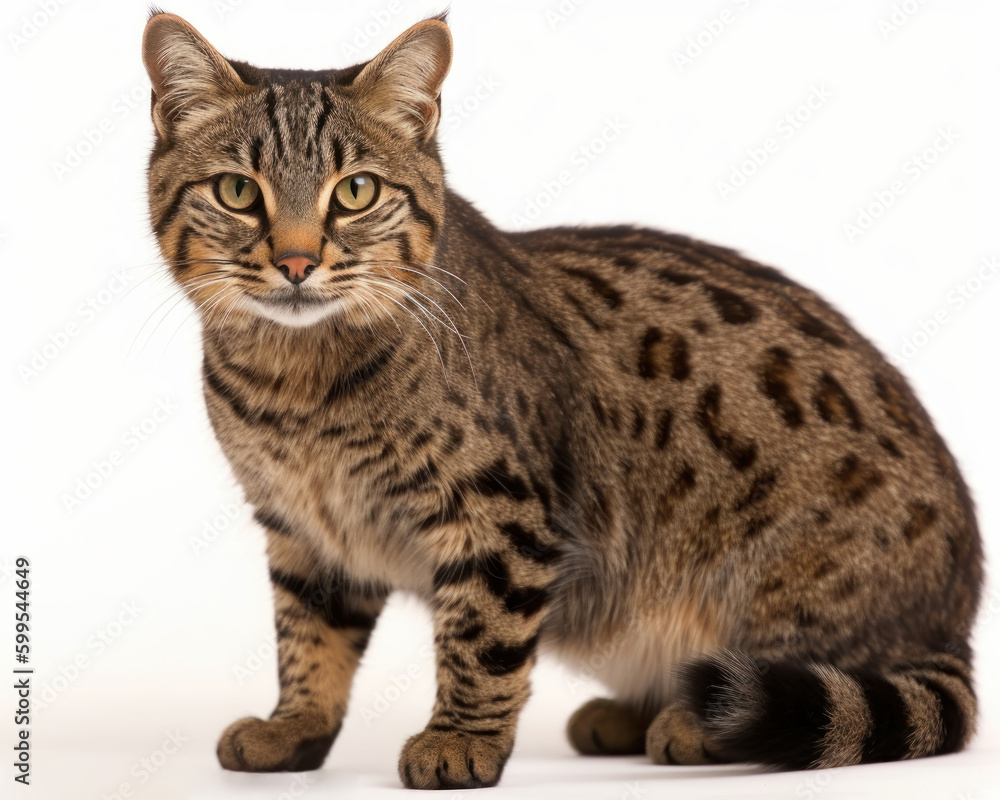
[143,11,982,789]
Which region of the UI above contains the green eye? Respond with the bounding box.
[216,173,261,211]
[333,173,378,212]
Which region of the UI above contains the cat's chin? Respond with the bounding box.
[247,297,346,328]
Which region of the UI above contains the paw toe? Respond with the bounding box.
[217,716,337,773]
[399,729,511,789]
[646,704,720,766]
[567,698,647,756]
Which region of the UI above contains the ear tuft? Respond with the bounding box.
[351,19,453,141]
[141,13,245,138]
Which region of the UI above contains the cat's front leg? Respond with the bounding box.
[218,524,388,772]
[399,519,556,789]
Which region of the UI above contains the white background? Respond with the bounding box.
[2,0,999,798]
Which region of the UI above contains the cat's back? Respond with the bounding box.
[508,224,857,358]
[505,223,947,476]
[500,223,979,662]
[504,223,904,453]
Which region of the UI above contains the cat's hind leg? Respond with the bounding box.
[645,702,726,765]
[566,698,651,755]
[567,697,726,763]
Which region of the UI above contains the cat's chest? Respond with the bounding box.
[212,413,430,592]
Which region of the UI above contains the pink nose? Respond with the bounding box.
[274,253,318,285]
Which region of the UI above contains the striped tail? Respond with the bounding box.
[678,649,976,769]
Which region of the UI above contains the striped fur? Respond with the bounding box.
[676,650,975,769]
[143,10,982,790]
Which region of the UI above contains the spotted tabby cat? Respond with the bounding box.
[142,10,982,789]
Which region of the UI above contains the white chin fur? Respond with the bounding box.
[248,298,346,328]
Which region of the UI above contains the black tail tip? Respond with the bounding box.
[678,651,829,770]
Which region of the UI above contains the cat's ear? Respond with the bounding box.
[350,19,453,141]
[142,12,246,139]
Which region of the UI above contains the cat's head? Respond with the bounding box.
[142,12,452,330]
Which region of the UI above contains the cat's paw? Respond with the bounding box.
[398,728,512,789]
[645,703,724,766]
[217,715,338,772]
[567,698,647,755]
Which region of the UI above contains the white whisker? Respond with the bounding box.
[366,287,448,385]
[368,263,467,311]
[361,276,461,337]
[361,274,478,387]
[129,273,241,360]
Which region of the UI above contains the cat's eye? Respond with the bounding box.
[216,173,261,212]
[333,173,379,212]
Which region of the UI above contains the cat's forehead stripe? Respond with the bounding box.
[249,81,375,185]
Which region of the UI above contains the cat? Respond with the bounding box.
[142,10,982,790]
